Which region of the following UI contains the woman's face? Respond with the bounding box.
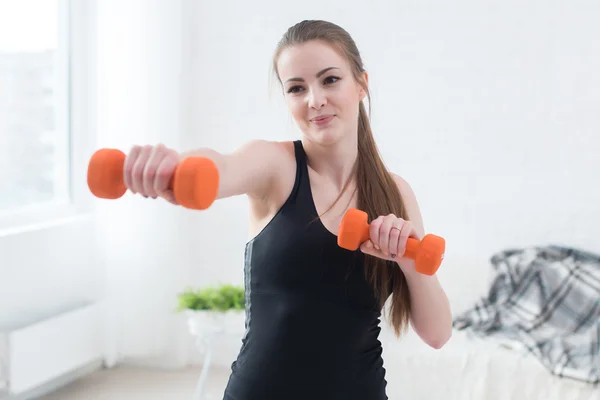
[277,40,367,146]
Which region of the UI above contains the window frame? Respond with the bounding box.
[0,0,96,236]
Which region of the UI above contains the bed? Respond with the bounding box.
[379,328,598,400]
[378,246,600,400]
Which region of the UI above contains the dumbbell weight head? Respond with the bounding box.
[337,208,370,251]
[87,149,127,200]
[410,234,445,276]
[172,157,219,210]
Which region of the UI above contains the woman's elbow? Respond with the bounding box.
[425,330,452,350]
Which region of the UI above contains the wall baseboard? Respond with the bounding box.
[0,302,105,398]
[0,359,104,400]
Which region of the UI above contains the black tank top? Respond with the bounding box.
[223,141,388,400]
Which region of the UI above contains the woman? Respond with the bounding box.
[124,20,452,400]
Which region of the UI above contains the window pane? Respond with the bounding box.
[0,0,70,212]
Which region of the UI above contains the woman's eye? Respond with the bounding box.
[287,85,303,94]
[324,76,340,85]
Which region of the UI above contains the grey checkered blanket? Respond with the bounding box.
[453,245,600,384]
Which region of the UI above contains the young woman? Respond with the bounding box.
[123,19,452,400]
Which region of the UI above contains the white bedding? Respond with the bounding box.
[379,327,599,400]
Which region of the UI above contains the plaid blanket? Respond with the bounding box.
[453,245,600,384]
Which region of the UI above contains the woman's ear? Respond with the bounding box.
[359,71,369,100]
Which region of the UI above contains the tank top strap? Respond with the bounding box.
[290,140,317,214]
[292,139,306,168]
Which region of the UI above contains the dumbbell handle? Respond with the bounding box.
[346,218,422,259]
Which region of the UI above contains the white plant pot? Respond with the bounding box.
[185,309,245,338]
[185,309,246,399]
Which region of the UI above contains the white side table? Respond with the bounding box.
[186,310,245,400]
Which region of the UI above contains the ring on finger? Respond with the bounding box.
[390,226,402,257]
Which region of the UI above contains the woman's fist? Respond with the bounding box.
[360,213,421,265]
[123,144,180,205]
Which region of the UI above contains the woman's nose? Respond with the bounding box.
[308,88,326,109]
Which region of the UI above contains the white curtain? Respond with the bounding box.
[95,0,198,369]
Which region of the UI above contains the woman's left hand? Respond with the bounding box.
[359,213,422,266]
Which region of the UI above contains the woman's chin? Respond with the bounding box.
[307,129,344,146]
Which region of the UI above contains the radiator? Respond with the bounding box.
[0,302,105,397]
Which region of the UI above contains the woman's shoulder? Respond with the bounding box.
[269,140,298,178]
[389,172,414,198]
[242,138,297,189]
[242,139,296,160]
[244,139,298,226]
[389,172,425,234]
[230,139,297,178]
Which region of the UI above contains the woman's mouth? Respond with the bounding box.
[310,114,335,126]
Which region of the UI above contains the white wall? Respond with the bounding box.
[183,0,600,317]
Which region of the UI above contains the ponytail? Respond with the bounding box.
[356,101,411,337]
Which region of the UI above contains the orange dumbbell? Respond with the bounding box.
[337,208,445,276]
[86,148,220,210]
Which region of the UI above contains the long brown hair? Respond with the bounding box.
[272,20,411,337]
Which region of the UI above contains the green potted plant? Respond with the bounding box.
[176,284,245,336]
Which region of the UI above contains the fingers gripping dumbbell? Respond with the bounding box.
[86,148,220,210]
[337,208,445,276]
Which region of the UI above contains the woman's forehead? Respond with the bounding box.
[277,41,347,80]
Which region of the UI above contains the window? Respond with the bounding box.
[0,0,71,215]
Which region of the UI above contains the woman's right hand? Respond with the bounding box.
[123,144,181,205]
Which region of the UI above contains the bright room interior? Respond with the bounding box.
[0,0,599,399]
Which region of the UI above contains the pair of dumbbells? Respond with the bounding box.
[87,148,445,275]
